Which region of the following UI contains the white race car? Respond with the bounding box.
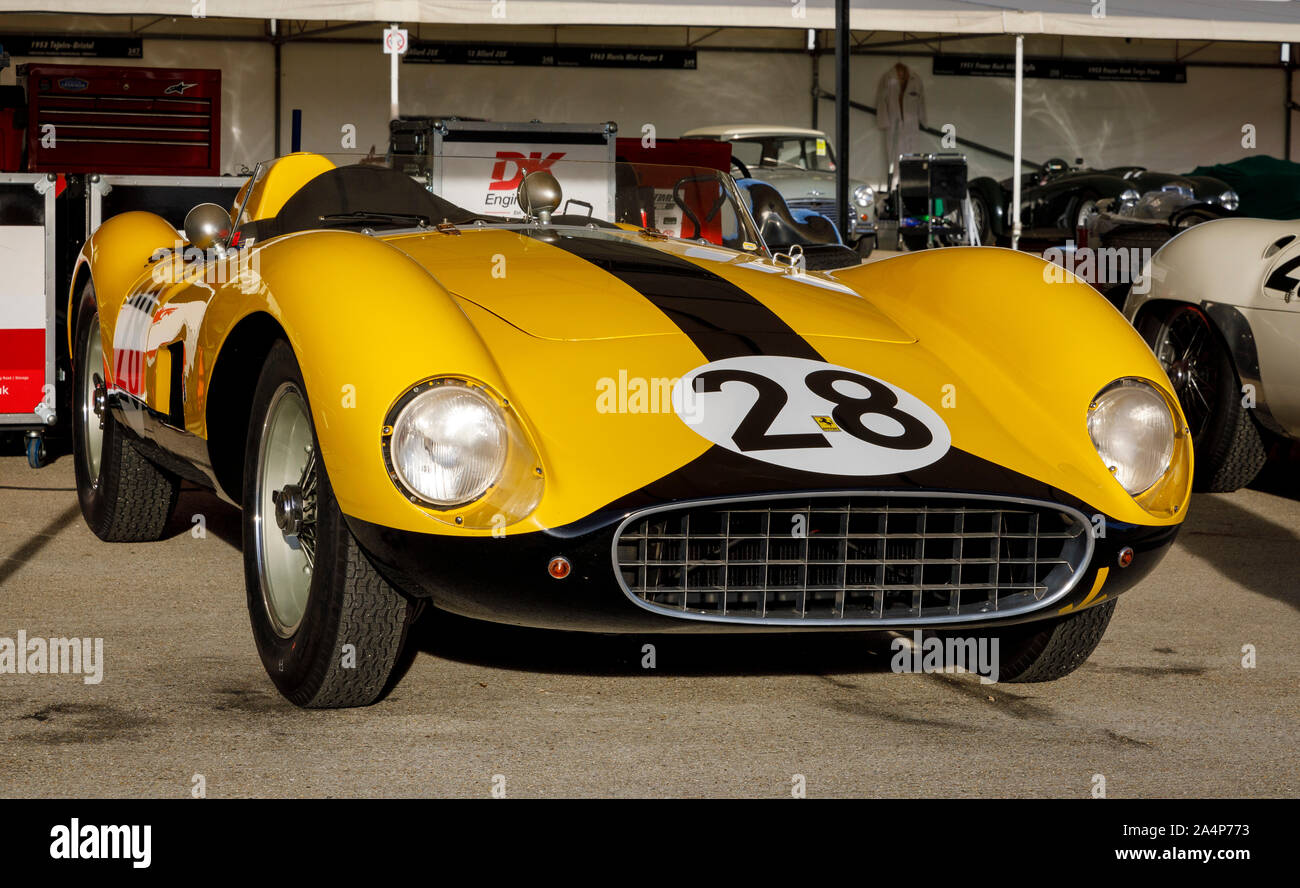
[1125,218,1300,491]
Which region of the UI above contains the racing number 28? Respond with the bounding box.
[692,368,934,452]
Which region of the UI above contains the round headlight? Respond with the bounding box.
[390,383,506,506]
[1119,188,1141,206]
[853,184,874,208]
[1087,379,1176,496]
[1219,189,1240,212]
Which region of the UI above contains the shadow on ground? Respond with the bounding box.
[1174,454,1300,613]
[164,483,242,549]
[408,607,901,678]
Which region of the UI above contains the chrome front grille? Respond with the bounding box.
[613,495,1092,625]
[786,198,838,221]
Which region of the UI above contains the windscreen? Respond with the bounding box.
[235,153,766,255]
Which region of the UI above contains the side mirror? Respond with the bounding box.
[184,203,232,251]
[517,171,562,224]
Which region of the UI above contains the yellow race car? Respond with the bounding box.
[68,152,1191,708]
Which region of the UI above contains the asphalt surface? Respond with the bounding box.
[0,447,1297,798]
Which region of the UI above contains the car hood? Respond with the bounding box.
[376,237,1183,530]
[747,168,867,200]
[383,227,914,344]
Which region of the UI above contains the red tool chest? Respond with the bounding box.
[18,64,221,175]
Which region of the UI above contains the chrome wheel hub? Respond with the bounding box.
[272,484,305,536]
[254,383,318,639]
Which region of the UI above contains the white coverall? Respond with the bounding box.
[875,64,927,184]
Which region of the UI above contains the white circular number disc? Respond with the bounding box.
[672,355,951,476]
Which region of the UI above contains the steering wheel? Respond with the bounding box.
[673,175,729,240]
[730,157,752,179]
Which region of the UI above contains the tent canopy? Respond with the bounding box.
[4,1,1300,43]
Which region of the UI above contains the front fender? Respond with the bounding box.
[71,210,181,358]
[832,246,1191,527]
[199,230,526,532]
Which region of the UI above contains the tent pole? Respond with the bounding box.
[1286,46,1293,162]
[811,34,820,130]
[390,23,401,122]
[272,19,281,157]
[1011,34,1024,251]
[835,0,850,245]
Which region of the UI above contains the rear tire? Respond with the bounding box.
[1138,305,1267,492]
[71,288,180,542]
[242,340,414,708]
[996,600,1117,683]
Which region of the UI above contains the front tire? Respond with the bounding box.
[995,599,1117,683]
[242,340,415,708]
[1139,305,1267,492]
[71,288,180,542]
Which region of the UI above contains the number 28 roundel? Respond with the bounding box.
[671,356,951,476]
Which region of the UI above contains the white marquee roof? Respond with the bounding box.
[5,1,1300,43]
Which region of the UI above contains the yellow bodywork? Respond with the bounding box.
[71,153,1191,540]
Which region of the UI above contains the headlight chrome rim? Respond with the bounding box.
[1219,189,1240,212]
[381,378,508,509]
[852,184,874,208]
[1087,377,1177,497]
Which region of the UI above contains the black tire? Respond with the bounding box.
[1065,190,1101,239]
[242,340,414,708]
[900,229,928,252]
[996,599,1117,683]
[1138,305,1267,492]
[969,192,993,245]
[854,233,876,259]
[71,288,180,542]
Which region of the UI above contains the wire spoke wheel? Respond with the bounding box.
[1075,198,1100,233]
[1152,306,1218,439]
[254,382,316,638]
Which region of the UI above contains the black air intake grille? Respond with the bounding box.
[614,496,1091,624]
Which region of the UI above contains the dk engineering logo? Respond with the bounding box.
[485,150,566,209]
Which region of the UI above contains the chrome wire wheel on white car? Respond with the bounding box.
[71,283,179,542]
[1139,304,1267,492]
[242,340,415,708]
[253,382,316,638]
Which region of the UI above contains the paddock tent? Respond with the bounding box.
[4,1,1300,42]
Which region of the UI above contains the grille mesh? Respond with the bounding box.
[786,198,838,219]
[615,496,1090,623]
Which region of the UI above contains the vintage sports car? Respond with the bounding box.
[968,157,1238,246]
[1125,217,1300,491]
[70,152,1190,707]
[682,124,877,253]
[614,135,862,267]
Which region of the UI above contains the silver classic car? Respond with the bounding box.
[682,124,877,253]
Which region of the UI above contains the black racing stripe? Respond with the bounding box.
[541,232,823,361]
